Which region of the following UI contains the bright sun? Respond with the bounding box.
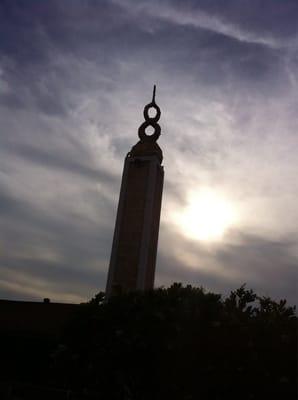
[175,189,237,242]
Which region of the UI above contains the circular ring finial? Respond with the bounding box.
[138,85,161,142]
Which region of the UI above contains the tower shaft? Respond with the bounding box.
[106,153,163,296]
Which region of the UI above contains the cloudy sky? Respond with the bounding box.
[1,0,297,304]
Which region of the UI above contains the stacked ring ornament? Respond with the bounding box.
[138,85,161,142]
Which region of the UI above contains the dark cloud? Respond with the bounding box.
[157,229,297,304]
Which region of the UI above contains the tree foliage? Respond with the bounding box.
[51,284,297,399]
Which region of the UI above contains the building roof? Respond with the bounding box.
[0,299,80,337]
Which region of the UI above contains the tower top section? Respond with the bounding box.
[130,85,163,163]
[138,85,161,143]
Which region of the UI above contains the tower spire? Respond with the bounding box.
[152,84,156,103]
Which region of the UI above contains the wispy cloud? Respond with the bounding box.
[113,0,298,49]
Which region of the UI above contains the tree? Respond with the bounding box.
[52,284,297,399]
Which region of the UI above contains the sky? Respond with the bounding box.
[0,0,297,304]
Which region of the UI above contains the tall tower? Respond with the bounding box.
[106,86,164,297]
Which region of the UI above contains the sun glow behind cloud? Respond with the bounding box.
[174,189,238,242]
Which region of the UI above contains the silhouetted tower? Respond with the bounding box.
[106,86,164,297]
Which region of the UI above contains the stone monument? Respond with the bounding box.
[106,86,164,297]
